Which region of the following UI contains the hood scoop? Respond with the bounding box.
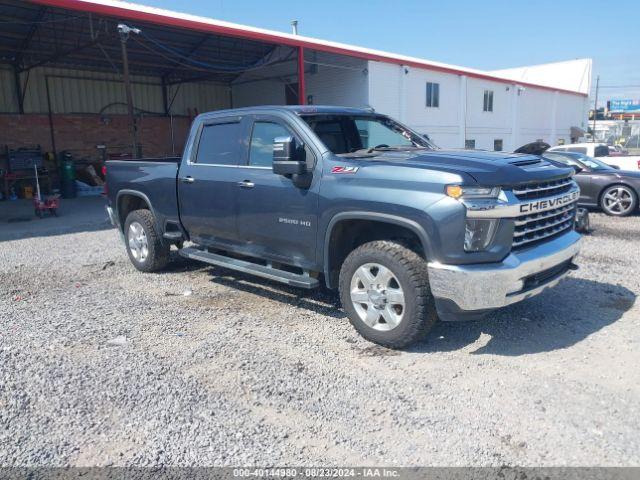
[510,158,543,167]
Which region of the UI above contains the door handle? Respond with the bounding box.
[237,180,255,189]
[181,176,195,184]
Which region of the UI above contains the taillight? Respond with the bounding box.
[102,164,108,196]
[637,159,640,170]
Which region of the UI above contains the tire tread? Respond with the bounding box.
[339,240,438,349]
[125,209,170,272]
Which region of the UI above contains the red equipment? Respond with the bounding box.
[33,165,60,218]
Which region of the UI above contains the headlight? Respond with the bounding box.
[446,185,501,199]
[464,218,499,252]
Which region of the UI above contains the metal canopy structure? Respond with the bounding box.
[0,0,307,156]
[0,0,291,83]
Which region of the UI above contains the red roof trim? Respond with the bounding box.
[28,0,588,97]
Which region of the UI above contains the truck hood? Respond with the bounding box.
[354,149,574,185]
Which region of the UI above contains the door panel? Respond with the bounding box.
[235,116,319,267]
[178,117,248,245]
[573,173,594,204]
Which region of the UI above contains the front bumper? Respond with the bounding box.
[428,230,581,315]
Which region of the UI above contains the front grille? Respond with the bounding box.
[513,176,573,200]
[513,203,577,249]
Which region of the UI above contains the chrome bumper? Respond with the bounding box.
[428,230,581,312]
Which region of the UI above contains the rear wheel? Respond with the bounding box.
[339,240,438,349]
[600,185,637,216]
[124,209,170,272]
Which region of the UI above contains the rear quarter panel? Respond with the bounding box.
[106,160,180,231]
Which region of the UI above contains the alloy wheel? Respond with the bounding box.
[350,263,405,331]
[602,186,635,215]
[127,221,149,262]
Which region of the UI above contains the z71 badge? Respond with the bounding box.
[331,166,359,174]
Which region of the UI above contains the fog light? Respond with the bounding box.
[464,219,498,252]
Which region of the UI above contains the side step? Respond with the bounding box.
[179,247,319,289]
[163,231,184,241]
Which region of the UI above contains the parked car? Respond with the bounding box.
[547,142,640,171]
[105,106,581,348]
[543,151,640,216]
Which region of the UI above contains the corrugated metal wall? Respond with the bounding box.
[0,66,231,115]
[0,68,18,113]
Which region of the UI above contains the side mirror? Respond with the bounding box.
[572,165,583,174]
[611,164,621,170]
[273,136,307,176]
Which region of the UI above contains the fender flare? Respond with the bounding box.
[115,189,158,231]
[322,211,433,288]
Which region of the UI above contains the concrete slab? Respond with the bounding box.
[0,196,112,242]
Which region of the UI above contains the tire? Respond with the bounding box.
[339,240,438,349]
[599,185,638,216]
[124,209,170,272]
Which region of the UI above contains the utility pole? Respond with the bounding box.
[118,23,141,158]
[592,75,599,140]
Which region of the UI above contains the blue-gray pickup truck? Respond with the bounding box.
[105,106,582,348]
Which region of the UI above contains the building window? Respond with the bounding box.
[426,82,439,108]
[483,90,494,112]
[465,139,476,150]
[494,139,503,151]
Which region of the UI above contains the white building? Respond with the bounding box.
[233,51,592,152]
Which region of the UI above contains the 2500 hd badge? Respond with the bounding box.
[519,190,579,214]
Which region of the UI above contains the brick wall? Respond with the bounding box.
[0,113,192,161]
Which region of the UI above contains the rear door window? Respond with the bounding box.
[195,121,242,165]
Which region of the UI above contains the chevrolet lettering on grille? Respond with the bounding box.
[519,190,579,214]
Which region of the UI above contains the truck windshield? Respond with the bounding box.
[301,114,435,156]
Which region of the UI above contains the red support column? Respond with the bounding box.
[297,46,305,105]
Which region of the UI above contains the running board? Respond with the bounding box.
[179,247,319,289]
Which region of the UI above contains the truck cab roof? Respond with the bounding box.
[197,105,378,120]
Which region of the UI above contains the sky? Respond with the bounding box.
[140,0,640,108]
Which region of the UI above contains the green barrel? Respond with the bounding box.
[60,153,76,199]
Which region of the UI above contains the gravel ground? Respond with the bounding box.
[1,211,639,467]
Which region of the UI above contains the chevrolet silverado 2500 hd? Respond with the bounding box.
[105,106,582,348]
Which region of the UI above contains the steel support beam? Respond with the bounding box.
[14,7,48,67]
[13,66,24,114]
[297,46,305,105]
[161,76,169,115]
[119,26,140,158]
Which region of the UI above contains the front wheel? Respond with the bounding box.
[339,240,438,349]
[124,209,170,272]
[600,185,638,216]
